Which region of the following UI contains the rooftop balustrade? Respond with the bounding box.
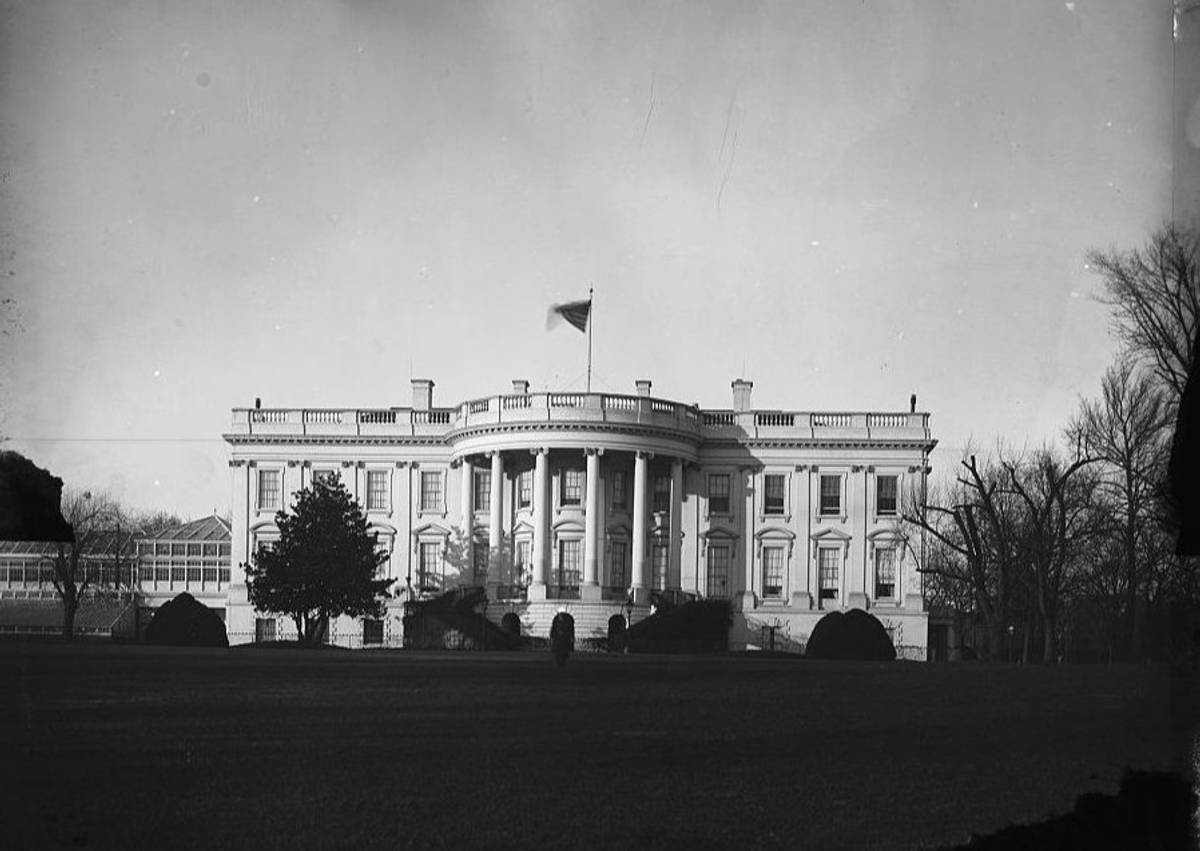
[227,393,931,443]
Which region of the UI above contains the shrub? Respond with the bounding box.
[625,599,732,654]
[402,587,520,650]
[804,609,895,661]
[145,593,229,648]
[606,614,627,653]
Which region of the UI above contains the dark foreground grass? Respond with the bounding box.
[0,644,1194,850]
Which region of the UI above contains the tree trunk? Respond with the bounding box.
[61,596,78,642]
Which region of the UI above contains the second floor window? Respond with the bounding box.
[258,470,281,510]
[611,472,627,510]
[708,474,731,514]
[420,472,442,512]
[820,475,841,516]
[474,470,492,512]
[561,469,583,506]
[763,474,786,515]
[877,475,898,516]
[653,476,671,513]
[367,471,388,511]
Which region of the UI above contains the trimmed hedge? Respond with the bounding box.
[403,587,520,650]
[625,599,732,654]
[145,593,229,648]
[804,609,895,661]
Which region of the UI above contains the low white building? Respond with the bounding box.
[224,379,936,657]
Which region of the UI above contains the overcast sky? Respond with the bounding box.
[1,1,1194,519]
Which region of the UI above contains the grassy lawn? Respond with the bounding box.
[0,643,1193,849]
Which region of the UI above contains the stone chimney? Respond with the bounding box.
[411,378,434,411]
[635,379,652,397]
[512,379,530,395]
[910,393,917,413]
[732,379,753,412]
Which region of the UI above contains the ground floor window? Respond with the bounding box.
[818,548,839,608]
[418,542,442,592]
[473,539,489,584]
[762,546,784,598]
[362,618,383,645]
[874,548,896,599]
[515,539,531,587]
[556,539,581,590]
[706,545,730,598]
[255,617,276,643]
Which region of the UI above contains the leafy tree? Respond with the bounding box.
[245,473,390,645]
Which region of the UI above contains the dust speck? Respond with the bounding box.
[196,72,211,87]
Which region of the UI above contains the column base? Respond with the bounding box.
[628,586,650,605]
[527,582,548,602]
[580,584,602,603]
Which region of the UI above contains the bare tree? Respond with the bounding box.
[1090,223,1199,407]
[1067,359,1173,657]
[49,489,131,641]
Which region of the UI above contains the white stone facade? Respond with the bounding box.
[224,379,936,656]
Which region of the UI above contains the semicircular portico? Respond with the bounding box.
[447,423,699,463]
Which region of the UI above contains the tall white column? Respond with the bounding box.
[459,458,474,575]
[582,448,602,602]
[631,451,650,604]
[488,452,504,550]
[668,458,683,591]
[529,448,550,601]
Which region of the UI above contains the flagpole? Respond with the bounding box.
[587,286,594,393]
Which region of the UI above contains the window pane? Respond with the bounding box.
[706,545,729,597]
[419,542,441,589]
[420,472,442,511]
[875,548,896,598]
[367,470,389,510]
[186,543,202,557]
[652,476,671,513]
[561,469,583,505]
[652,544,669,590]
[518,471,532,508]
[474,470,491,512]
[819,549,839,603]
[608,541,627,588]
[709,474,730,514]
[763,547,783,597]
[611,472,627,509]
[820,475,840,515]
[877,475,898,515]
[558,540,581,587]
[764,474,786,515]
[258,470,281,510]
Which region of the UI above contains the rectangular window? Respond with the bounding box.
[418,542,441,590]
[420,472,443,512]
[820,475,841,516]
[608,541,627,588]
[155,565,169,583]
[171,566,186,584]
[762,547,784,598]
[171,542,186,557]
[516,540,531,584]
[202,566,218,584]
[363,618,384,646]
[137,542,153,557]
[560,469,583,506]
[7,564,21,584]
[611,472,628,510]
[367,470,389,511]
[557,539,581,588]
[258,469,281,510]
[706,545,730,597]
[708,474,731,514]
[218,543,231,557]
[218,567,230,583]
[875,548,897,599]
[156,542,172,556]
[652,544,669,590]
[517,471,532,509]
[186,566,201,584]
[186,543,202,557]
[819,548,840,605]
[255,617,276,643]
[202,543,218,558]
[764,474,786,516]
[877,475,898,516]
[652,476,671,513]
[474,470,491,512]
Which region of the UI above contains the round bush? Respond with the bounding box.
[804,609,895,661]
[500,612,522,639]
[145,593,229,648]
[607,614,627,653]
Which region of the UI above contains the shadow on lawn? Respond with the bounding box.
[932,770,1196,850]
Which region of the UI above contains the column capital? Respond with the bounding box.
[636,450,654,460]
[530,447,549,456]
[585,447,605,457]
